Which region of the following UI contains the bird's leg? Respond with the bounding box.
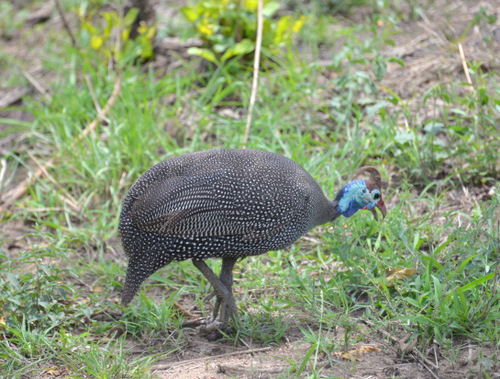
[212,258,234,319]
[192,259,239,330]
[212,257,237,323]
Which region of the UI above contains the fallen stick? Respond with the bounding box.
[151,346,272,371]
[217,363,289,375]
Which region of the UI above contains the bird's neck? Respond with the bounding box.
[329,199,343,222]
[312,198,342,227]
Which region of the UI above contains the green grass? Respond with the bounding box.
[1,0,500,377]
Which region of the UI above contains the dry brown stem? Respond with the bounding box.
[21,69,51,101]
[243,0,263,147]
[54,0,78,49]
[173,302,197,319]
[458,42,475,92]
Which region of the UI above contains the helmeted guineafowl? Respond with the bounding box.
[119,149,386,329]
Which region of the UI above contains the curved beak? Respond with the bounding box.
[373,200,387,221]
[364,200,386,221]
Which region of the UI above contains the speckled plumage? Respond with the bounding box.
[119,149,338,305]
[119,149,386,325]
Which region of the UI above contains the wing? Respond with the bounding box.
[128,169,304,242]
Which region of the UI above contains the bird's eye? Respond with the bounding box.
[362,188,367,193]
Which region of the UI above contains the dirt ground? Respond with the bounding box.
[1,0,500,378]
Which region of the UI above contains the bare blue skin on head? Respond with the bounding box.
[337,180,382,217]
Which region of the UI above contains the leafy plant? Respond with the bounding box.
[0,233,79,332]
[181,0,306,64]
[78,7,156,63]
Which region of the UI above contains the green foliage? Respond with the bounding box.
[0,234,79,332]
[1,0,500,376]
[120,292,185,338]
[77,7,156,63]
[400,197,500,343]
[181,0,306,64]
[55,333,156,378]
[377,70,500,184]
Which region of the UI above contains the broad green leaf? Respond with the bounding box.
[433,238,453,256]
[214,43,229,53]
[8,297,22,307]
[102,11,119,34]
[389,57,404,67]
[421,255,444,271]
[432,275,443,303]
[459,273,495,292]
[145,25,156,40]
[90,35,103,50]
[245,0,258,11]
[394,131,414,145]
[6,273,20,290]
[197,19,216,36]
[424,121,444,136]
[124,7,139,27]
[458,288,467,311]
[181,6,200,22]
[275,15,291,44]
[122,29,130,42]
[292,15,306,33]
[140,42,154,59]
[263,1,281,17]
[81,20,97,34]
[374,56,387,81]
[221,39,254,61]
[187,47,219,64]
[450,108,468,116]
[404,297,421,308]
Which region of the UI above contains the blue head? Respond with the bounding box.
[334,167,386,220]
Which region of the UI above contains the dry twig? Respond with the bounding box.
[21,69,51,101]
[27,151,82,213]
[85,74,102,114]
[217,363,289,375]
[0,87,30,108]
[243,0,263,146]
[458,42,475,92]
[173,302,197,319]
[54,0,78,48]
[152,347,272,371]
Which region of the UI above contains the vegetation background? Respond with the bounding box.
[0,0,499,377]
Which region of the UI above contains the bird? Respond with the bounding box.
[119,149,386,330]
